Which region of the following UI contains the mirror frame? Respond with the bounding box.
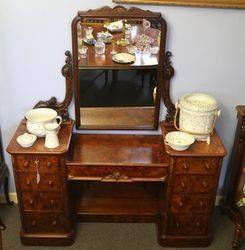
[71,6,175,130]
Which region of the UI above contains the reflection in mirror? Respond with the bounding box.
[76,17,162,129]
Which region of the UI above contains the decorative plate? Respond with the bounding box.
[112,53,136,64]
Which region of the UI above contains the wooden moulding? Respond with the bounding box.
[113,0,245,9]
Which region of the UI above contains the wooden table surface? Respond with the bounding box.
[78,23,159,69]
[6,120,74,155]
[161,120,227,157]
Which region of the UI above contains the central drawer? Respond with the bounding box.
[67,164,168,182]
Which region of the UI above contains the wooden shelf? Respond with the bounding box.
[73,182,165,222]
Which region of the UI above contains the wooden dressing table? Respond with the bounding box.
[7,6,226,247]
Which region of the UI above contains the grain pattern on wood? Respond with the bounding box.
[6,120,74,155]
[67,134,169,166]
[160,120,226,157]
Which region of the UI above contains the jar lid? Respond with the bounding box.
[179,93,218,112]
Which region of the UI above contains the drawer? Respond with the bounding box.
[171,194,213,213]
[67,164,168,182]
[175,157,220,175]
[15,155,59,174]
[18,173,61,191]
[172,175,217,194]
[168,214,208,235]
[22,192,63,211]
[23,212,69,233]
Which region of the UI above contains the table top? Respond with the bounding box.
[161,121,227,157]
[78,23,159,69]
[7,120,74,155]
[67,133,169,167]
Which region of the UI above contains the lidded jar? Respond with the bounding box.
[174,93,221,142]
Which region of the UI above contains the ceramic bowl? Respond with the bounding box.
[165,131,195,151]
[17,133,37,148]
[25,108,62,137]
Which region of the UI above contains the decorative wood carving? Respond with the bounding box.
[113,0,245,9]
[34,51,73,121]
[78,6,162,18]
[163,51,175,121]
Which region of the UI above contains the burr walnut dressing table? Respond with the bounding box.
[7,6,226,247]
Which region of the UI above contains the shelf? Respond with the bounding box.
[73,182,164,222]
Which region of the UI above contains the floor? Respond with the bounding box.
[1,205,236,250]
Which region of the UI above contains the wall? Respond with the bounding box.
[0,0,244,192]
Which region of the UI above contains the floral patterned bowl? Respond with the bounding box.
[165,131,195,151]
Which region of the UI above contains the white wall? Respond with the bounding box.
[0,0,244,192]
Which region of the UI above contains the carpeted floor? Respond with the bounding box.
[1,204,235,250]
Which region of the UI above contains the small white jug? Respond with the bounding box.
[44,123,60,149]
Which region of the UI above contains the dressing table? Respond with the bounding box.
[7,6,226,247]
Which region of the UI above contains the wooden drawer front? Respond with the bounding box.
[15,156,59,174]
[172,175,217,194]
[171,194,213,213]
[23,212,69,233]
[169,214,208,235]
[18,173,61,191]
[67,165,167,182]
[22,192,63,211]
[175,158,219,175]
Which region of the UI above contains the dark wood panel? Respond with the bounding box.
[18,173,61,192]
[172,175,217,194]
[23,212,70,234]
[6,120,74,155]
[15,156,59,174]
[170,194,212,213]
[67,134,169,166]
[175,157,219,175]
[161,121,226,157]
[168,214,208,235]
[67,164,167,182]
[22,192,63,212]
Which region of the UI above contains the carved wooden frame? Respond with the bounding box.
[72,6,175,130]
[113,0,245,9]
[34,51,73,121]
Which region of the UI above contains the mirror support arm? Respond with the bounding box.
[163,51,175,121]
[33,51,73,121]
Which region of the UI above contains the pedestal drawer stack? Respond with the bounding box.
[160,122,226,247]
[7,121,74,246]
[169,157,222,237]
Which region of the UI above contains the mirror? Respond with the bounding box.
[72,7,166,130]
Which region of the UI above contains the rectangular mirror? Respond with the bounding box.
[72,7,167,130]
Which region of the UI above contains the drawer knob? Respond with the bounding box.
[181,181,186,189]
[26,180,31,185]
[199,201,204,208]
[196,222,200,228]
[205,163,211,170]
[24,161,29,167]
[183,163,189,170]
[178,202,184,208]
[29,199,34,205]
[48,180,53,186]
[47,162,51,168]
[52,220,57,226]
[175,222,180,228]
[32,221,37,227]
[50,200,55,206]
[202,182,208,188]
